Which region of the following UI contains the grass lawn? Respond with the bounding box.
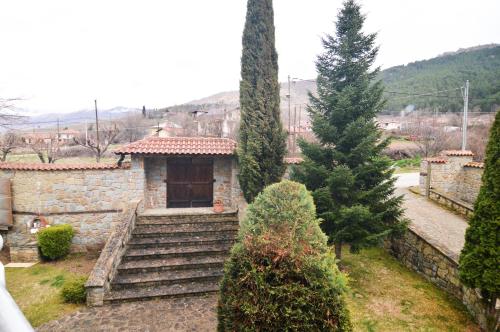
[6,153,117,164]
[5,254,96,327]
[343,247,478,332]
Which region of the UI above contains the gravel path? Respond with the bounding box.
[37,295,217,332]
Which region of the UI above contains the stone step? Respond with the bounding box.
[127,233,236,249]
[122,243,232,261]
[132,223,239,238]
[137,213,238,225]
[111,268,223,290]
[104,279,219,303]
[117,254,227,274]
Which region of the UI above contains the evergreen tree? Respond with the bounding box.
[292,0,406,259]
[238,0,286,203]
[459,111,500,331]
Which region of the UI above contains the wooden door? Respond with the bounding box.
[167,158,213,208]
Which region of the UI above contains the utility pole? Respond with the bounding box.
[293,105,297,154]
[56,118,60,142]
[461,80,469,150]
[84,120,88,145]
[287,75,291,153]
[94,99,100,161]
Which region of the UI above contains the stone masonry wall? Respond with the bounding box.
[419,154,482,205]
[389,228,491,329]
[0,158,145,258]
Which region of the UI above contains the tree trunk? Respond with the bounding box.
[1,152,7,162]
[334,242,342,261]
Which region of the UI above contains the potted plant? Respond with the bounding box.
[213,199,224,213]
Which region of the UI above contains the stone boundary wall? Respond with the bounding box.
[389,227,492,329]
[419,151,483,208]
[0,160,145,259]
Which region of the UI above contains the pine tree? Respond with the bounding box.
[459,111,500,330]
[238,0,286,203]
[292,0,406,260]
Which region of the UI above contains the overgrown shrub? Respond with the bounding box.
[37,224,75,260]
[218,180,352,331]
[61,276,87,303]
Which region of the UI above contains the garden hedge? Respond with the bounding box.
[218,180,352,331]
[37,224,75,260]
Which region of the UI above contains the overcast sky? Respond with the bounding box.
[1,0,499,114]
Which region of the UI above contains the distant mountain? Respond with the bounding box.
[16,106,141,130]
[175,44,500,114]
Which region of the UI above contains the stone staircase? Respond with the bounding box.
[103,211,239,303]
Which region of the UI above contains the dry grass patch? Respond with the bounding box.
[344,247,479,332]
[5,254,96,327]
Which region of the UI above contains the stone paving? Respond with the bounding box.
[37,295,217,332]
[397,187,468,260]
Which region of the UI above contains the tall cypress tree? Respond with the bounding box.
[238,0,286,203]
[292,0,406,260]
[459,111,499,331]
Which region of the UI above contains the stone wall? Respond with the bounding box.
[0,159,145,259]
[389,227,492,329]
[419,151,483,206]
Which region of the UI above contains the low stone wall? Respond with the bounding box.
[429,190,474,218]
[86,200,141,307]
[419,151,483,208]
[389,227,491,329]
[0,160,145,259]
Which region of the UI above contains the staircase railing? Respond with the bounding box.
[85,199,142,307]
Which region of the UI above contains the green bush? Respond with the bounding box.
[37,224,75,260]
[218,180,352,331]
[61,276,87,304]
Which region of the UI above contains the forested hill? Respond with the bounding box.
[381,44,500,112]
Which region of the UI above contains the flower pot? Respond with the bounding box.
[213,200,224,213]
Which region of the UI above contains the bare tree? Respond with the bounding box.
[0,132,20,161]
[117,114,148,143]
[405,122,460,157]
[0,98,25,127]
[27,136,60,163]
[73,124,120,162]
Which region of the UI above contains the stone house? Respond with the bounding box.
[0,137,242,261]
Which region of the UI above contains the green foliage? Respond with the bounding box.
[61,276,87,304]
[459,111,500,304]
[238,0,287,203]
[37,224,75,260]
[292,0,407,258]
[392,156,422,168]
[381,45,500,112]
[218,181,352,331]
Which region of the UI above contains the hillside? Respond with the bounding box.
[381,44,500,112]
[182,45,500,114]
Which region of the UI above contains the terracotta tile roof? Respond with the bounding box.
[424,157,447,164]
[284,157,304,165]
[443,150,474,157]
[464,161,484,169]
[0,162,129,171]
[115,137,237,155]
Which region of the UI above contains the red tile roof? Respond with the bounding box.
[424,157,447,164]
[115,137,237,156]
[464,162,484,169]
[0,162,129,171]
[284,157,304,165]
[443,150,474,157]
